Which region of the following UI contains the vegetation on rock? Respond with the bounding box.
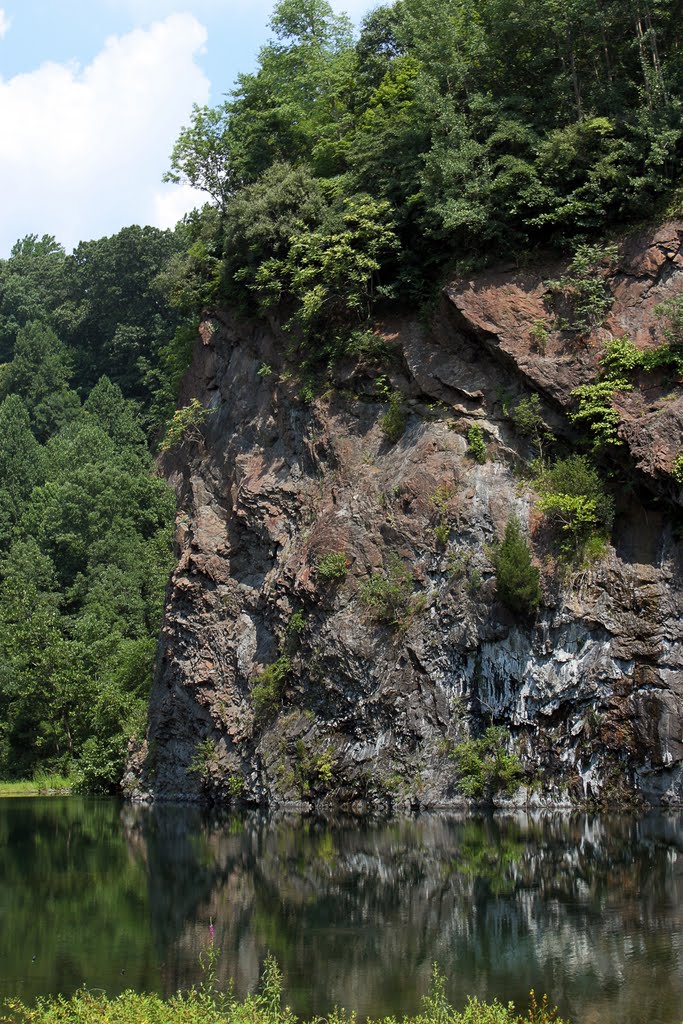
[492,519,541,616]
[450,726,525,802]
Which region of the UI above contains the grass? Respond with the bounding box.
[1,956,570,1024]
[0,773,74,798]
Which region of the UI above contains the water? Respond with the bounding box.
[1,799,682,1023]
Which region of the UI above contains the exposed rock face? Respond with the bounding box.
[127,222,683,809]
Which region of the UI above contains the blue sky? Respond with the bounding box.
[0,0,373,257]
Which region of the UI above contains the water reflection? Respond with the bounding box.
[1,800,682,1024]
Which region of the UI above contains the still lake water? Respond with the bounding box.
[0,799,682,1024]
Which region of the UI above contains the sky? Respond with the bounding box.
[0,0,374,258]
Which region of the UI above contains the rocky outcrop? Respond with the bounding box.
[126,222,683,809]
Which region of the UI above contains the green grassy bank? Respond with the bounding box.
[2,959,567,1024]
[0,774,74,797]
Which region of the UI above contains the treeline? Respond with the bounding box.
[0,230,186,789]
[166,0,683,353]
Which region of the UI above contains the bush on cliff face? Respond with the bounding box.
[251,656,292,722]
[360,557,423,629]
[451,726,524,802]
[535,455,614,559]
[492,519,541,616]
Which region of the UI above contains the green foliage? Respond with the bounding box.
[509,395,554,458]
[569,378,631,451]
[160,398,211,452]
[315,551,348,580]
[254,193,399,351]
[227,773,245,799]
[188,738,218,781]
[380,391,406,443]
[314,750,335,786]
[0,321,79,440]
[360,557,423,628]
[287,610,306,635]
[59,225,187,402]
[672,453,683,485]
[600,336,644,376]
[164,104,237,209]
[535,455,613,558]
[0,772,74,797]
[0,957,568,1024]
[546,244,618,334]
[467,425,487,464]
[492,518,541,616]
[450,725,524,801]
[529,320,549,354]
[251,656,292,721]
[0,368,175,788]
[433,520,451,548]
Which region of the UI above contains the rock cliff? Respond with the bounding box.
[127,221,683,809]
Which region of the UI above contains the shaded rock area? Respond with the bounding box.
[127,222,683,809]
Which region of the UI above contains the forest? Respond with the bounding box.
[1,0,681,791]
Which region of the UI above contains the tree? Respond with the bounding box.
[0,321,80,439]
[59,225,185,400]
[0,395,45,544]
[253,193,399,350]
[164,103,236,210]
[0,235,67,362]
[492,518,541,615]
[509,394,554,459]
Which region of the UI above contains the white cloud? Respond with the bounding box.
[153,181,205,229]
[0,14,209,255]
[0,9,10,39]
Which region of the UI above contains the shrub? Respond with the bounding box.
[160,398,210,452]
[509,395,554,459]
[600,336,644,376]
[546,243,618,334]
[360,557,421,628]
[569,378,631,451]
[492,518,541,616]
[450,725,524,801]
[188,738,217,781]
[251,656,291,721]
[529,319,549,354]
[429,485,455,515]
[467,424,487,464]
[673,453,683,485]
[1,958,568,1024]
[380,392,406,443]
[535,455,613,558]
[314,750,335,786]
[316,552,348,581]
[287,610,306,634]
[226,773,245,799]
[433,520,450,548]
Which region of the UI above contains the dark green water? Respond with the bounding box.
[1,799,682,1023]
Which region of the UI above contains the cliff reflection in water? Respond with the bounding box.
[122,808,683,1024]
